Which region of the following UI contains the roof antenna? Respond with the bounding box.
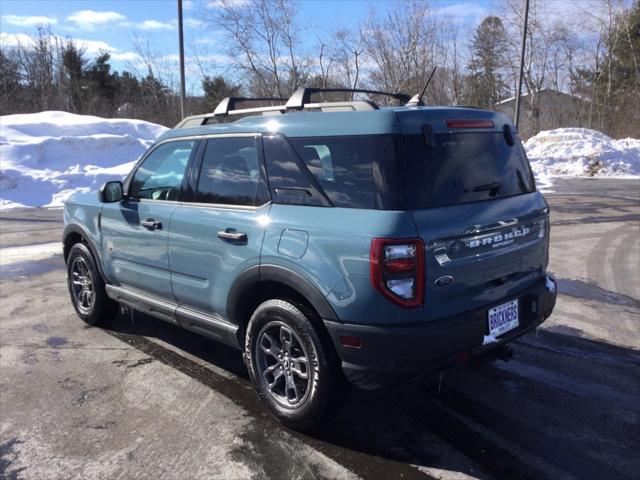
[407,66,437,106]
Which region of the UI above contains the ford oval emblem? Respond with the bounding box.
[449,240,464,254]
[434,275,454,287]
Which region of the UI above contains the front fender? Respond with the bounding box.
[62,223,106,280]
[63,199,104,279]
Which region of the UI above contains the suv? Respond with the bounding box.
[63,88,557,430]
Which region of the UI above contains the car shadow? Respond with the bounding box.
[101,310,640,480]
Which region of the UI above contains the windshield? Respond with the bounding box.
[403,132,536,209]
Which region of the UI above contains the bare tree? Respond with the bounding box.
[314,35,337,89]
[361,1,437,100]
[200,0,308,97]
[14,27,60,111]
[359,2,464,105]
[335,28,364,93]
[500,0,578,136]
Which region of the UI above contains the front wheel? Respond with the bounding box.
[244,299,346,431]
[66,243,116,326]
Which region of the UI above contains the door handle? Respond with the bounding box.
[217,230,247,242]
[141,219,162,230]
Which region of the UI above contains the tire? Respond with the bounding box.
[244,299,347,431]
[66,243,117,326]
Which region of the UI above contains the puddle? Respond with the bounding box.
[0,256,64,280]
[0,437,25,479]
[46,336,68,347]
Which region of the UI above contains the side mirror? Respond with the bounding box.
[99,181,124,203]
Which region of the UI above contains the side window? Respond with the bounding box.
[299,144,334,181]
[196,137,270,206]
[262,134,330,207]
[129,140,195,200]
[289,136,376,209]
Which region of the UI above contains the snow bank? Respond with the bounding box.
[525,128,640,178]
[0,111,168,209]
[1,114,638,210]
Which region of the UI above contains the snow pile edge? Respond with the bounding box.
[525,128,640,179]
[0,111,168,209]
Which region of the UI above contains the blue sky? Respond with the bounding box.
[0,0,494,92]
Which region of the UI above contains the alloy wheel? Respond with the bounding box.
[255,321,314,408]
[70,256,95,315]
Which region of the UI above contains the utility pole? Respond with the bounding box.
[178,0,186,118]
[514,0,530,130]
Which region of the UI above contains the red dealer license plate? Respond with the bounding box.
[488,299,519,337]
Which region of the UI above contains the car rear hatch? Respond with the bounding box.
[398,109,550,322]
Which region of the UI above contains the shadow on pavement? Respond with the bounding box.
[101,310,640,480]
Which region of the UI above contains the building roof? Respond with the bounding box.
[495,88,583,106]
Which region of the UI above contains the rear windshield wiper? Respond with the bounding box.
[466,181,502,194]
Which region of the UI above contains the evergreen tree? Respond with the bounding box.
[86,52,117,113]
[466,16,510,109]
[61,41,87,112]
[139,72,172,124]
[114,71,140,116]
[0,49,22,112]
[202,75,241,111]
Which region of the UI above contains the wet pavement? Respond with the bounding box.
[1,178,638,480]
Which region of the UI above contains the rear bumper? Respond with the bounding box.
[324,274,557,390]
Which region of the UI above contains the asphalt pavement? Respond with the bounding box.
[1,177,638,480]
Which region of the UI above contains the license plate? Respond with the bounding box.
[488,299,519,337]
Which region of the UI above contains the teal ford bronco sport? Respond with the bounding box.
[63,88,557,430]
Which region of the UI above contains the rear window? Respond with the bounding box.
[404,132,535,209]
[289,136,379,209]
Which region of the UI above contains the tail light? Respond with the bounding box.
[370,238,425,308]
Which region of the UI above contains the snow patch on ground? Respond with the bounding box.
[525,128,640,183]
[0,242,62,265]
[1,111,167,209]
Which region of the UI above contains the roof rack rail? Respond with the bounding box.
[213,96,286,116]
[174,89,412,129]
[174,97,287,128]
[286,87,411,110]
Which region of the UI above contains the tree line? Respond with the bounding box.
[0,28,185,126]
[1,0,638,138]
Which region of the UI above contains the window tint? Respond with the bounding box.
[289,136,376,209]
[196,137,270,206]
[262,134,330,207]
[404,132,535,208]
[130,140,195,200]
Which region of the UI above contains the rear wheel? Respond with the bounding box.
[67,243,116,326]
[245,299,347,431]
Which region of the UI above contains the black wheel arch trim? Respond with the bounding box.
[227,264,338,327]
[62,224,106,281]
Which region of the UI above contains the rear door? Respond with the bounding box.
[101,139,197,299]
[402,122,549,322]
[168,134,271,319]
